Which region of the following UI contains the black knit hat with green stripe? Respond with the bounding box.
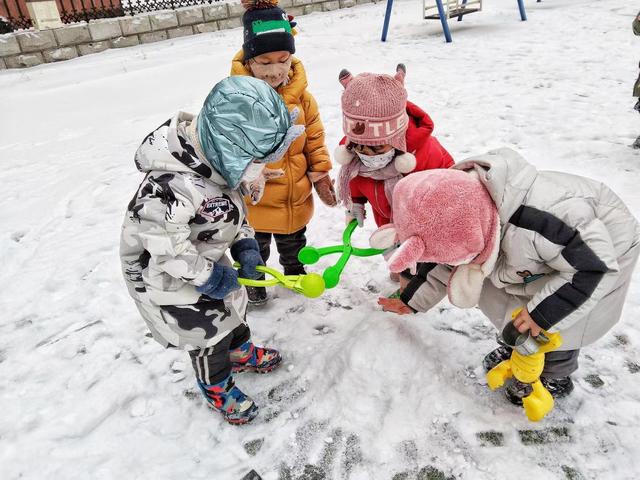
[241,0,296,60]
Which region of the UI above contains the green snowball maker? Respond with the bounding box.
[298,220,385,289]
[235,264,326,299]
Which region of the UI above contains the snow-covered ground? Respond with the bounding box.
[1,0,639,478]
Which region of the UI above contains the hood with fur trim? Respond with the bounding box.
[452,147,538,226]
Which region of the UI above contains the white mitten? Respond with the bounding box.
[247,168,285,205]
[346,203,366,227]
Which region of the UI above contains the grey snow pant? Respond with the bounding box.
[541,349,580,378]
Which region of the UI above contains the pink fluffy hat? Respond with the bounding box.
[369,168,501,308]
[334,64,416,173]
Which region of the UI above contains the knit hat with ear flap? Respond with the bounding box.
[335,64,416,174]
[369,168,501,309]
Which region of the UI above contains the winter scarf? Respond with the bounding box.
[337,157,402,212]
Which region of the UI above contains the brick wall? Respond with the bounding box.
[0,0,378,69]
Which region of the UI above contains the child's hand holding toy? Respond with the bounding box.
[346,203,366,227]
[512,307,542,336]
[231,238,264,280]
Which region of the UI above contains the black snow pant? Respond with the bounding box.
[188,323,251,385]
[255,227,307,276]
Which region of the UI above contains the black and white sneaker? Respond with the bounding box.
[633,135,640,149]
[504,376,574,406]
[246,286,268,307]
[541,376,574,399]
[483,346,513,372]
[504,379,533,406]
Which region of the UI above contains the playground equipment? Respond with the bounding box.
[381,0,530,43]
[298,220,385,289]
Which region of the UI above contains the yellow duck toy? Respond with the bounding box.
[486,308,563,422]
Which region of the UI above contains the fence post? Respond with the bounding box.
[25,0,63,29]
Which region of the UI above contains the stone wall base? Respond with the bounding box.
[0,0,378,69]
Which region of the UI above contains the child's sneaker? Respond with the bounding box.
[504,376,574,406]
[246,286,268,306]
[633,135,640,149]
[541,376,574,398]
[230,341,282,374]
[197,375,258,425]
[483,346,512,372]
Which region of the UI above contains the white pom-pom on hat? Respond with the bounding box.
[394,152,416,173]
[334,144,355,165]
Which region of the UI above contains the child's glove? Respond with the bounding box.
[346,203,366,227]
[196,263,241,299]
[378,297,413,315]
[313,175,337,207]
[246,168,285,205]
[231,238,264,279]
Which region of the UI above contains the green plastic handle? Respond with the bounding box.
[297,220,385,289]
[298,245,344,265]
[342,220,358,245]
[235,264,325,298]
[343,220,384,256]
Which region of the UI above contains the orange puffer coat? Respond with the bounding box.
[231,52,332,234]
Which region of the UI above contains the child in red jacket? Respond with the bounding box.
[335,64,454,231]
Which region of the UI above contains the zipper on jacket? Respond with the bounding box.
[287,152,294,233]
[373,180,390,220]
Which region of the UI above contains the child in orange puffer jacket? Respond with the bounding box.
[231,0,336,305]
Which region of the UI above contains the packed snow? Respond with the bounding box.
[1,0,640,478]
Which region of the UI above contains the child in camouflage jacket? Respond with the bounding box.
[120,76,303,424]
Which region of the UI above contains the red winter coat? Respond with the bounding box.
[343,101,454,227]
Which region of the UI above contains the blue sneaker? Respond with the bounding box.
[197,375,258,425]
[230,341,282,374]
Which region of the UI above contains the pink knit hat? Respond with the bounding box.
[369,168,501,308]
[339,64,409,151]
